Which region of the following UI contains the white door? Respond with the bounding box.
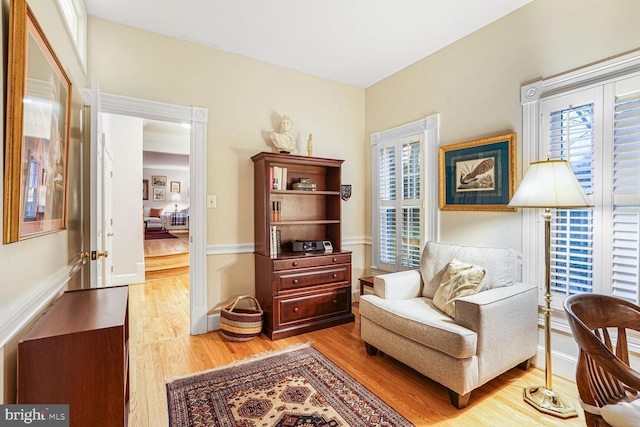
[103,143,114,287]
[87,76,112,287]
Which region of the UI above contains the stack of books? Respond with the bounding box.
[292,178,316,191]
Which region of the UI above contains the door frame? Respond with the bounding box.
[83,90,209,335]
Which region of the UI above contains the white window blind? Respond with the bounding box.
[547,103,596,297]
[401,141,422,268]
[379,145,397,266]
[377,137,423,270]
[537,73,640,307]
[611,89,640,303]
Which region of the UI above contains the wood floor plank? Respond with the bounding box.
[128,277,586,427]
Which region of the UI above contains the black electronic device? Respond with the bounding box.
[292,240,326,252]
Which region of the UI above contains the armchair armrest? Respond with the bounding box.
[373,270,422,300]
[455,282,538,382]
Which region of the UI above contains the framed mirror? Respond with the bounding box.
[3,0,72,243]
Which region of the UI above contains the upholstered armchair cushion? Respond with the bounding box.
[420,241,521,298]
[359,297,477,358]
[373,270,422,300]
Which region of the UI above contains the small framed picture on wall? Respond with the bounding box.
[153,187,166,202]
[143,179,149,200]
[152,175,167,186]
[170,181,181,192]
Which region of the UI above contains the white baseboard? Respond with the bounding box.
[533,345,578,382]
[208,313,221,331]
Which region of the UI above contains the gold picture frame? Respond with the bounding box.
[170,181,181,193]
[439,132,517,211]
[3,0,72,243]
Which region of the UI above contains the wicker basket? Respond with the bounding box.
[220,295,263,342]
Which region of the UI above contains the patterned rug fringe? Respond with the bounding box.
[165,341,313,384]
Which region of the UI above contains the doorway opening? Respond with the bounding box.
[86,89,208,335]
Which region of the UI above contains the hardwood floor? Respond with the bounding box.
[144,230,189,280]
[128,277,586,427]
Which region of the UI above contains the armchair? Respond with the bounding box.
[360,241,538,408]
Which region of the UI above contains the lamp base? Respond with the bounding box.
[523,385,578,418]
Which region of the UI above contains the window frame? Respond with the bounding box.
[56,0,87,72]
[521,51,640,314]
[370,114,440,272]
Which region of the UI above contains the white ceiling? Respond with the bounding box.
[83,0,532,88]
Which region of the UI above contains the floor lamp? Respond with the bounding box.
[508,159,591,418]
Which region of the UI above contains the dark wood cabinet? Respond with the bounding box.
[18,286,129,427]
[252,152,354,340]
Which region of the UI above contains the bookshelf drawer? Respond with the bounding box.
[277,287,351,325]
[273,253,351,271]
[275,265,350,292]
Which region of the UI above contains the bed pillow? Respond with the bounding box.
[149,208,163,218]
[433,259,486,318]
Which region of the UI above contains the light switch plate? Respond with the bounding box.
[207,195,217,208]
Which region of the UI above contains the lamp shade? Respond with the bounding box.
[172,193,181,203]
[508,159,592,208]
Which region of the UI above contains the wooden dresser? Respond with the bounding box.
[252,152,354,339]
[18,286,130,427]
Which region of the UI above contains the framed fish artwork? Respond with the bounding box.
[439,132,517,211]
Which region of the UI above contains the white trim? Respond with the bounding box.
[205,238,371,256]
[83,91,209,335]
[207,243,255,255]
[342,237,370,246]
[0,261,82,348]
[208,313,221,331]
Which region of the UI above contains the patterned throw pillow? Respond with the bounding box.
[150,208,163,218]
[433,258,486,318]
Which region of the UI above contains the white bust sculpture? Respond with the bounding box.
[270,115,295,153]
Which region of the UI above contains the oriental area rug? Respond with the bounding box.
[166,343,414,427]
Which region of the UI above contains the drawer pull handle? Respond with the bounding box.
[332,274,337,278]
[333,300,338,304]
[293,307,299,313]
[332,258,337,262]
[293,279,299,284]
[292,262,299,267]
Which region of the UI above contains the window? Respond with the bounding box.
[522,52,640,308]
[371,115,439,272]
[57,0,87,69]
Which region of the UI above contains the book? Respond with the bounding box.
[273,166,282,190]
[270,225,277,255]
[282,167,288,190]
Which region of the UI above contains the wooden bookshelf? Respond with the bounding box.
[251,152,354,339]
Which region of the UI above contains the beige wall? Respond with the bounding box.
[365,0,640,251]
[0,0,86,402]
[86,18,366,312]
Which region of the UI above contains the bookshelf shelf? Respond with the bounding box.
[271,190,341,196]
[251,151,354,340]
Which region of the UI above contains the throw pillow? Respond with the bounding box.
[433,258,486,318]
[150,208,163,218]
